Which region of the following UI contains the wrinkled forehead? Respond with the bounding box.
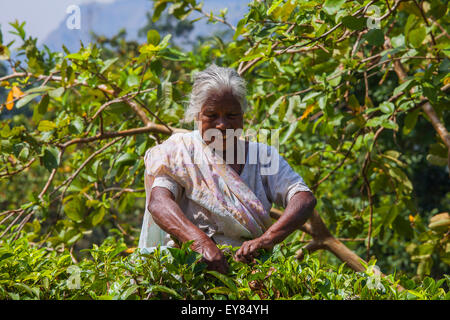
[201,89,242,112]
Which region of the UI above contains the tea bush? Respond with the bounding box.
[1,232,448,300]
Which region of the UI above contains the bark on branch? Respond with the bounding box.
[384,38,450,174]
[270,207,405,291]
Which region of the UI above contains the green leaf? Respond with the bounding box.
[345,118,361,135]
[268,96,285,116]
[65,53,84,60]
[116,153,138,167]
[147,29,160,46]
[403,109,419,135]
[429,3,448,20]
[323,0,346,15]
[341,16,366,30]
[41,147,59,172]
[38,120,56,132]
[60,59,67,87]
[37,94,49,115]
[7,292,20,300]
[16,93,40,109]
[64,196,85,222]
[429,143,448,158]
[18,146,29,161]
[91,207,106,226]
[0,123,10,138]
[348,94,360,112]
[285,95,299,122]
[207,271,238,295]
[152,2,167,22]
[381,119,398,131]
[149,285,182,299]
[407,289,425,300]
[100,57,119,74]
[126,74,139,87]
[272,0,296,21]
[404,15,419,41]
[49,87,64,98]
[150,60,163,77]
[389,167,412,190]
[366,115,385,127]
[393,79,414,96]
[364,29,384,46]
[233,19,246,41]
[0,253,13,261]
[383,206,400,228]
[267,0,283,15]
[13,283,37,298]
[207,286,232,295]
[121,284,138,300]
[0,45,10,60]
[24,86,53,94]
[422,82,437,103]
[302,91,321,102]
[281,122,298,144]
[158,34,172,50]
[408,27,426,48]
[159,47,187,61]
[379,102,395,114]
[426,154,447,166]
[278,96,287,120]
[69,117,84,134]
[239,52,264,62]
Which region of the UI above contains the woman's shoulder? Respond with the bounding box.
[148,130,195,150]
[244,139,284,177]
[246,139,279,161]
[168,129,203,146]
[144,130,199,162]
[166,130,196,142]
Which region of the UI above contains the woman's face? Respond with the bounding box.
[197,90,244,150]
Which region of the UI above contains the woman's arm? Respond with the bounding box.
[235,191,316,263]
[148,186,229,274]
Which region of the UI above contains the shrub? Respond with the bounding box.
[1,234,448,300]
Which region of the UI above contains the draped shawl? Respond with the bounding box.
[139,130,273,248]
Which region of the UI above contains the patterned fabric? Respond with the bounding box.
[138,129,311,249]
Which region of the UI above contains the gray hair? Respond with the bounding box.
[183,64,248,123]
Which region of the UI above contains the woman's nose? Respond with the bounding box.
[215,117,228,130]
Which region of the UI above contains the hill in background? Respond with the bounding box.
[43,0,248,53]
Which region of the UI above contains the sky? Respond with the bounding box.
[0,0,115,47]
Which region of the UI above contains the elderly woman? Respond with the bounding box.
[139,64,316,274]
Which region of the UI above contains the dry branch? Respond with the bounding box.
[270,207,405,291]
[384,38,450,174]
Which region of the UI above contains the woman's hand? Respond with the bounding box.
[192,238,229,274]
[235,192,317,264]
[234,235,274,264]
[149,186,229,273]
